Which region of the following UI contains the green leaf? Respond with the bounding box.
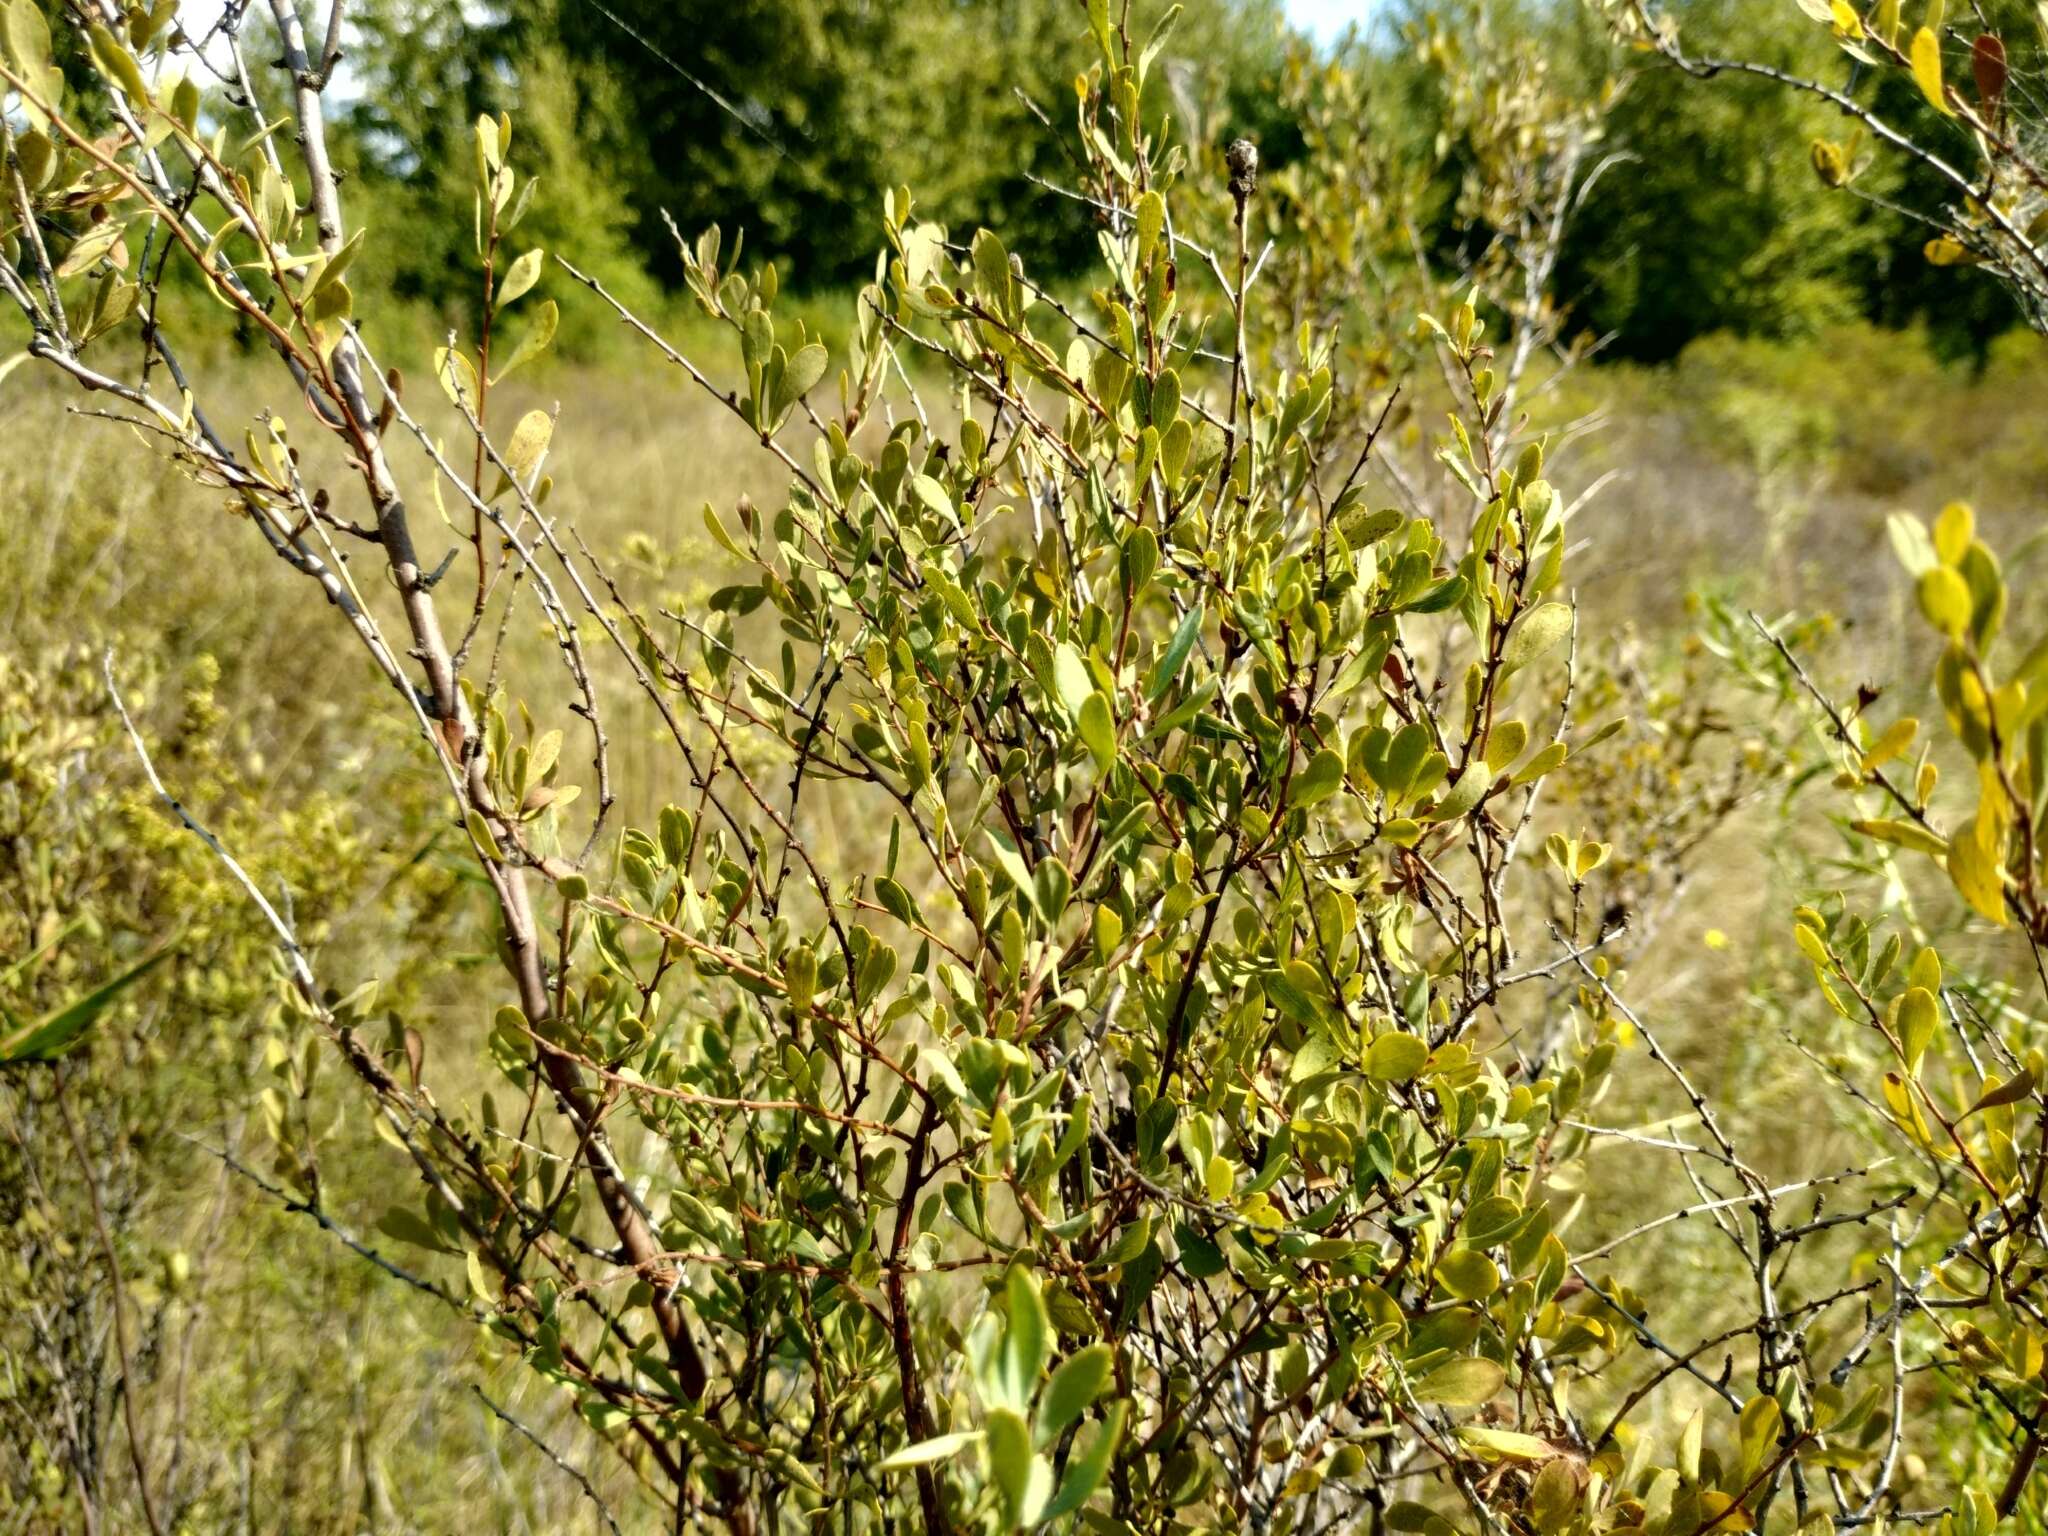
[466,808,505,862]
[1293,748,1345,808]
[702,502,745,559]
[1503,602,1573,671]
[1148,607,1203,700]
[1135,190,1165,266]
[1263,963,1322,1026]
[1511,740,1568,787]
[908,473,960,531]
[779,943,815,1015]
[0,949,168,1063]
[1038,1403,1124,1522]
[1463,1194,1524,1248]
[985,1406,1037,1525]
[876,875,923,929]
[1122,525,1159,594]
[1053,643,1094,719]
[972,228,1014,321]
[1404,573,1467,615]
[2,0,53,80]
[774,342,829,418]
[1365,1031,1428,1081]
[1412,1356,1505,1406]
[1033,859,1072,926]
[987,832,1037,913]
[1739,1394,1782,1478]
[86,22,150,105]
[1426,760,1488,823]
[1087,0,1113,54]
[374,1205,457,1255]
[1036,1345,1114,1447]
[312,229,368,298]
[741,310,773,372]
[1001,1266,1051,1407]
[877,1429,983,1471]
[1078,692,1117,773]
[1336,504,1403,546]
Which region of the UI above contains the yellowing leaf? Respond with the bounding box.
[1897,985,1940,1072]
[1850,817,1947,857]
[1933,501,1975,563]
[498,247,545,308]
[1962,1066,2036,1120]
[1413,1357,1505,1406]
[1693,1491,1756,1533]
[1135,189,1165,266]
[491,298,556,384]
[1911,27,1953,114]
[1917,566,1972,636]
[1947,798,2009,925]
[1883,1071,1946,1156]
[86,22,150,106]
[1484,720,1528,773]
[58,220,130,279]
[1435,1246,1498,1300]
[1860,717,1919,772]
[1810,139,1849,187]
[1455,1426,1555,1462]
[433,345,479,411]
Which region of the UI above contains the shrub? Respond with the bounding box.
[1598,0,2048,334]
[5,1,2048,1532]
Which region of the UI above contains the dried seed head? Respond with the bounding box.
[1225,138,1259,205]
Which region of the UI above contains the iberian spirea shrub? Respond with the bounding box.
[7,0,2048,1530]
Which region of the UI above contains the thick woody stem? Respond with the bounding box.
[888,1097,951,1534]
